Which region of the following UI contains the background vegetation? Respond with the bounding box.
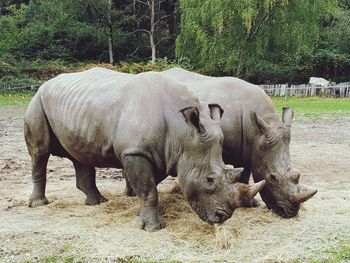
[0,0,350,86]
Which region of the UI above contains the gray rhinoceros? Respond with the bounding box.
[160,68,317,218]
[24,67,265,231]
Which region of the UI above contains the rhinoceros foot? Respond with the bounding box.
[124,186,137,197]
[85,194,108,206]
[28,196,49,207]
[140,209,165,232]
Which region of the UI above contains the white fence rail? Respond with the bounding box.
[259,83,350,98]
[0,85,41,92]
[1,82,350,98]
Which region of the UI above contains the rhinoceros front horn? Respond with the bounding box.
[247,180,266,199]
[293,187,317,203]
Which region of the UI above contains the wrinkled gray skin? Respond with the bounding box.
[24,67,265,231]
[160,68,317,218]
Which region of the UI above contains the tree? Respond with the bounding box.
[134,0,178,62]
[177,0,337,81]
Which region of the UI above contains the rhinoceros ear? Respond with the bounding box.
[208,103,224,121]
[250,111,271,135]
[282,107,294,126]
[180,106,203,133]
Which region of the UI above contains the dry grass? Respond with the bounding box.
[1,107,350,262]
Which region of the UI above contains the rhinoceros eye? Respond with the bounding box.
[269,173,278,182]
[205,176,217,191]
[206,176,215,184]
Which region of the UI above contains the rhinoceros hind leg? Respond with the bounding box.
[123,170,137,197]
[25,97,51,208]
[73,162,108,205]
[27,153,50,207]
[123,155,165,232]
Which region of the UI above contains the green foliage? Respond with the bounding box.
[117,58,183,73]
[177,0,340,83]
[0,58,82,87]
[0,0,349,83]
[0,58,183,87]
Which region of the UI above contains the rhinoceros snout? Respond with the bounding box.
[273,201,300,218]
[204,209,233,224]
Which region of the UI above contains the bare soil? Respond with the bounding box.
[0,106,349,263]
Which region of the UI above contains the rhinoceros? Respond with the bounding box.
[24,67,265,231]
[159,68,317,218]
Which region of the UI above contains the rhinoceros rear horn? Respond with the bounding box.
[246,180,266,199]
[293,187,317,204]
[250,111,271,135]
[289,171,300,184]
[282,107,294,126]
[208,103,224,121]
[224,165,244,183]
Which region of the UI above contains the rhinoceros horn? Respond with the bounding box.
[224,165,244,183]
[292,187,317,204]
[282,107,294,126]
[246,180,266,199]
[289,171,301,184]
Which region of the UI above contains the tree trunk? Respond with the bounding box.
[108,25,114,64]
[150,0,156,62]
[108,0,114,64]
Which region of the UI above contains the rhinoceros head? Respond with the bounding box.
[178,104,265,224]
[250,108,317,218]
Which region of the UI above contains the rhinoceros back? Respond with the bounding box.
[161,67,277,166]
[33,67,200,169]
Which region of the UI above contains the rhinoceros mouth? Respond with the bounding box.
[273,201,300,218]
[201,209,232,224]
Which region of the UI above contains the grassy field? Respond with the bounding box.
[1,93,349,119]
[272,97,350,120]
[0,92,35,106]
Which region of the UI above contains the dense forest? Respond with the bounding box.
[0,0,350,86]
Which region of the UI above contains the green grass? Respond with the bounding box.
[0,91,35,106]
[311,244,350,263]
[1,93,350,120]
[272,97,350,120]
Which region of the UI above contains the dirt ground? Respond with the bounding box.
[0,106,349,263]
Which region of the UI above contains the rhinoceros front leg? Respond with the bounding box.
[73,162,108,205]
[123,155,165,232]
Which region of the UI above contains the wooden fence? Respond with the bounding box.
[1,82,350,98]
[0,85,41,92]
[259,83,350,98]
